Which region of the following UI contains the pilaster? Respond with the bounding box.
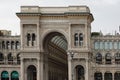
[67,51,73,80]
[85,59,89,80]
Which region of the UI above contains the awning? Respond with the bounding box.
[1,71,9,78]
[11,71,19,78]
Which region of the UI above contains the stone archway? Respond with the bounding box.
[75,65,85,80]
[114,72,120,80]
[94,72,102,80]
[27,65,37,80]
[104,72,112,80]
[43,32,68,80]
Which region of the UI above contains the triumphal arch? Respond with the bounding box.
[16,5,94,80]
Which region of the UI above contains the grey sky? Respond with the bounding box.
[0,0,120,35]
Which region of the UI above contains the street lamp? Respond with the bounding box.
[70,52,74,59]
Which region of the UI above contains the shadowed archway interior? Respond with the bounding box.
[43,32,68,80]
[27,65,37,80]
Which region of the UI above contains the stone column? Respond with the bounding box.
[37,58,40,80]
[85,23,88,48]
[20,24,23,50]
[112,72,114,80]
[9,71,11,80]
[40,52,48,80]
[85,59,89,80]
[102,72,104,80]
[20,58,24,80]
[40,52,44,80]
[112,55,115,65]
[68,52,72,80]
[103,56,105,64]
[37,23,39,49]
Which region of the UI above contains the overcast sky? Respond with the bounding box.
[0,0,120,35]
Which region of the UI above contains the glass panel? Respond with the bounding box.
[118,42,120,49]
[105,42,108,50]
[100,42,104,49]
[114,42,118,49]
[95,42,99,49]
[74,33,79,46]
[109,42,112,49]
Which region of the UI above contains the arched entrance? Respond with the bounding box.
[114,72,120,80]
[27,65,37,80]
[75,65,85,80]
[43,32,68,80]
[1,71,9,80]
[94,72,102,80]
[11,71,19,80]
[104,72,112,80]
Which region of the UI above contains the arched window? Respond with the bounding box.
[11,71,19,80]
[104,72,112,80]
[17,53,20,64]
[27,65,37,80]
[32,33,35,46]
[115,53,120,64]
[94,72,102,80]
[96,53,102,64]
[16,41,20,49]
[0,53,4,61]
[105,53,111,64]
[118,42,120,49]
[2,41,5,49]
[105,42,109,50]
[100,42,104,49]
[27,33,31,46]
[94,41,99,49]
[114,42,118,49]
[1,71,9,80]
[6,41,10,49]
[74,33,79,46]
[109,42,112,49]
[114,72,120,80]
[79,33,83,46]
[7,53,13,64]
[76,65,84,80]
[11,41,14,49]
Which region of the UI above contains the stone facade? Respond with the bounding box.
[0,5,119,80]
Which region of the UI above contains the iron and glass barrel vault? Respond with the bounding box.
[1,5,120,80]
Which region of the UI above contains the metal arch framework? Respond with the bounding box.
[51,35,67,50]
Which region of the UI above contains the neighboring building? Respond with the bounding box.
[0,5,120,80]
[0,35,20,80]
[0,30,11,36]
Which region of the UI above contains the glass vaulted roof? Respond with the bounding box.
[51,36,67,50]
